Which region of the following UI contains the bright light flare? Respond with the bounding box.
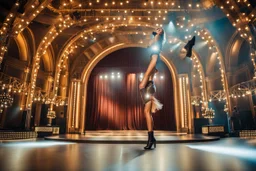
[187,145,256,161]
[168,21,176,33]
[152,45,159,51]
[3,141,75,148]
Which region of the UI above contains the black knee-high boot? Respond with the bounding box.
[144,131,156,150]
[184,36,196,57]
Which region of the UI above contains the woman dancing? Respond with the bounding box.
[139,27,165,150]
[139,28,195,150]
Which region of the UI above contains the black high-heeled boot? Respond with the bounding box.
[184,36,196,57]
[144,131,156,150]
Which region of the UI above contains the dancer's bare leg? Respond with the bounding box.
[144,100,153,131]
[139,55,158,89]
[151,97,157,113]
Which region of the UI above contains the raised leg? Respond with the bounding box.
[139,54,158,89]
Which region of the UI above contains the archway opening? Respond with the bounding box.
[85,47,175,130]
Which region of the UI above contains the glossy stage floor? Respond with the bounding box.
[45,130,220,143]
[1,138,256,171]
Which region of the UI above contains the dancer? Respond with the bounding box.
[139,28,196,150]
[139,27,165,150]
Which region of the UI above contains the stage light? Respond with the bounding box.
[104,75,108,79]
[117,75,121,79]
[160,76,164,79]
[17,0,28,14]
[140,73,143,79]
[100,75,103,79]
[254,71,256,79]
[145,94,150,99]
[152,45,159,51]
[168,21,176,33]
[111,75,115,79]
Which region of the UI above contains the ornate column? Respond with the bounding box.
[19,67,29,111]
[59,71,68,98]
[34,102,42,127]
[23,67,32,130]
[45,75,55,126]
[43,75,54,93]
[178,74,193,133]
[67,79,81,133]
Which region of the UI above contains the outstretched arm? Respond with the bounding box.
[148,35,161,47]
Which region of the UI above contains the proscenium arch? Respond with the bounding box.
[31,17,205,101]
[59,31,207,133]
[77,43,181,133]
[54,32,207,89]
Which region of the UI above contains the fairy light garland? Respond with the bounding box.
[0,2,19,65]
[28,15,74,108]
[192,55,207,110]
[216,0,256,103]
[0,0,50,66]
[217,0,255,45]
[55,0,204,11]
[12,0,51,36]
[198,29,229,112]
[52,21,159,98]
[31,0,209,100]
[28,0,250,109]
[183,27,229,112]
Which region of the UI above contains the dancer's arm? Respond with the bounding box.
[148,34,161,47]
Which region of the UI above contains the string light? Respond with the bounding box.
[3,0,252,111]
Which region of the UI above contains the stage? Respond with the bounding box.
[45,131,220,143]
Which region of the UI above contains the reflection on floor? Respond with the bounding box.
[0,138,256,171]
[45,131,219,143]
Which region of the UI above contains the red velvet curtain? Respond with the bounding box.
[86,71,175,130]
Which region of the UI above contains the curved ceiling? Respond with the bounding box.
[0,0,255,80]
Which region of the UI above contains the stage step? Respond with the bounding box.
[45,131,220,143]
[0,131,37,140]
[84,130,186,136]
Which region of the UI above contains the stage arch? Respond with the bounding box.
[85,47,175,130]
[67,41,194,133]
